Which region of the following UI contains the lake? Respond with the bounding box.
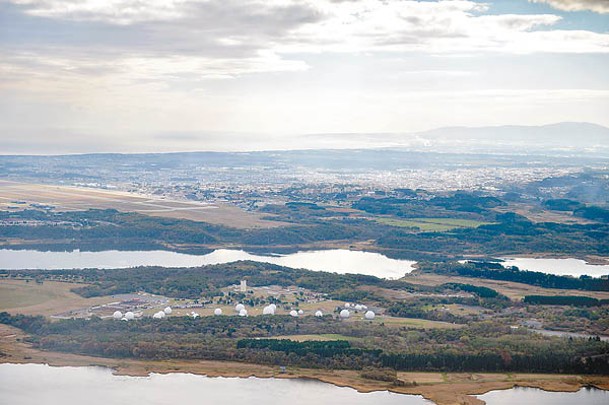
[500,257,609,278]
[2,248,608,278]
[1,364,607,405]
[0,249,416,279]
[477,386,609,405]
[0,363,426,405]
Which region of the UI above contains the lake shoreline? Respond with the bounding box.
[1,324,607,405]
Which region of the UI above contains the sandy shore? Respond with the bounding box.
[1,324,607,405]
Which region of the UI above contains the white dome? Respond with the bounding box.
[344,303,351,308]
[354,304,363,311]
[163,307,172,315]
[262,305,275,315]
[289,310,299,317]
[112,311,123,320]
[315,310,323,317]
[239,309,248,317]
[214,308,223,316]
[339,309,350,319]
[124,311,135,320]
[298,309,304,315]
[121,317,128,321]
[364,310,375,320]
[235,303,245,312]
[152,311,165,319]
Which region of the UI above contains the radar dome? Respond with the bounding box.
[339,309,350,319]
[364,310,375,320]
[112,311,123,320]
[214,308,223,316]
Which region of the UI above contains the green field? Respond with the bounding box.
[376,217,493,232]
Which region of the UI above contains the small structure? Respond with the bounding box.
[289,310,299,317]
[214,308,223,316]
[240,280,247,292]
[315,310,323,317]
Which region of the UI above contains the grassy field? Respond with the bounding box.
[0,279,111,316]
[0,180,286,229]
[376,217,493,232]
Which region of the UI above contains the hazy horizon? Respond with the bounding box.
[2,0,609,154]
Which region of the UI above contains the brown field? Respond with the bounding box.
[493,203,594,225]
[0,180,286,229]
[1,324,607,405]
[0,279,112,316]
[403,273,609,300]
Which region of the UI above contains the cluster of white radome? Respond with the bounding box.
[114,303,375,321]
[343,302,375,320]
[207,302,376,320]
[151,306,172,319]
[112,310,135,321]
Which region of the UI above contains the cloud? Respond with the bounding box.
[530,0,609,14]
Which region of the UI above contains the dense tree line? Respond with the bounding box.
[421,261,609,292]
[524,295,609,307]
[380,350,609,374]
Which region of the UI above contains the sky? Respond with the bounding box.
[1,0,608,153]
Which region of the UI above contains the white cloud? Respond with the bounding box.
[530,0,609,14]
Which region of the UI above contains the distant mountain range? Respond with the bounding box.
[303,122,609,155]
[1,122,608,156]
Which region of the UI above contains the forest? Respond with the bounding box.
[1,312,608,374]
[2,189,609,261]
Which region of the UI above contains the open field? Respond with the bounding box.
[0,279,111,316]
[493,203,595,225]
[376,217,493,232]
[1,323,606,405]
[0,180,286,229]
[404,273,609,300]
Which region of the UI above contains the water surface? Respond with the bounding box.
[477,386,609,405]
[0,249,416,279]
[501,257,609,278]
[0,363,426,405]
